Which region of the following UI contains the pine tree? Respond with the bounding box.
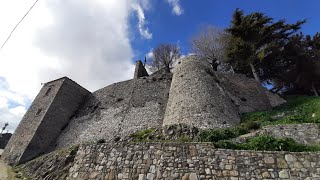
[226,9,305,83]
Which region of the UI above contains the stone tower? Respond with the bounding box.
[134,60,149,79]
[163,56,240,129]
[1,77,90,165]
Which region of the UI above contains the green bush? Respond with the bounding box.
[215,140,238,149]
[130,129,155,142]
[244,121,261,130]
[198,126,249,142]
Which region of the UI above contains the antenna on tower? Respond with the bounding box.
[144,56,147,67]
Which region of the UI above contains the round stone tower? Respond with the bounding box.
[163,56,240,129]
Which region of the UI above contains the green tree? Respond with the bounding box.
[226,9,305,83]
[279,33,320,96]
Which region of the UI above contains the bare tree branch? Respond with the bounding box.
[151,44,181,72]
[191,26,229,70]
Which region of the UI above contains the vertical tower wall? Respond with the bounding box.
[134,60,149,79]
[216,72,272,113]
[163,56,240,129]
[2,77,90,165]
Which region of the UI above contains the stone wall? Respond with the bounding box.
[56,73,172,149]
[2,77,90,165]
[216,72,272,113]
[19,142,320,179]
[163,56,240,129]
[134,60,149,79]
[68,143,320,180]
[265,90,287,107]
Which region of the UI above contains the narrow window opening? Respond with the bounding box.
[240,97,247,102]
[35,109,42,116]
[44,87,52,96]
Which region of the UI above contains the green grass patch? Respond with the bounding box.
[215,135,320,152]
[130,128,156,142]
[241,96,320,126]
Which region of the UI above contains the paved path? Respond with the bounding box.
[0,160,20,180]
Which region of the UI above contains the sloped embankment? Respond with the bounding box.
[16,146,78,180]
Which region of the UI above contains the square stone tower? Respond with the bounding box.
[1,77,90,165]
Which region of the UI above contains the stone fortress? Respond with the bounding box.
[2,56,320,180]
[2,56,281,166]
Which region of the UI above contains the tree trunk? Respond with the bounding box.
[249,63,261,83]
[311,81,319,96]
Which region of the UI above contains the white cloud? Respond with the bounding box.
[166,0,183,16]
[0,97,26,133]
[131,3,152,39]
[146,49,154,59]
[0,0,154,132]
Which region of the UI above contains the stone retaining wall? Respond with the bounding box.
[65,143,320,180]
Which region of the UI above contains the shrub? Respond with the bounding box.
[178,135,191,142]
[215,140,238,149]
[198,126,249,142]
[244,121,261,130]
[130,129,155,142]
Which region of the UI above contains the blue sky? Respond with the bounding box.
[131,0,320,60]
[0,0,319,132]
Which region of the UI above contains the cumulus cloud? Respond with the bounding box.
[131,3,152,39]
[0,79,27,133]
[0,104,26,133]
[0,0,154,132]
[166,0,183,16]
[34,0,136,91]
[146,49,154,59]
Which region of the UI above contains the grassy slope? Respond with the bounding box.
[241,95,320,126]
[128,96,320,152]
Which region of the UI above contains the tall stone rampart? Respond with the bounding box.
[1,77,90,165]
[163,56,240,129]
[56,73,172,149]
